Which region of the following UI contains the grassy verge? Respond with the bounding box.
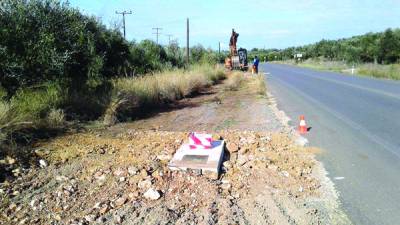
[276,59,400,80]
[0,64,226,145]
[104,64,226,125]
[225,71,267,96]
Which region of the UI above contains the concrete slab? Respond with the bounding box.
[168,140,225,178]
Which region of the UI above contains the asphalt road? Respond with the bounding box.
[262,63,400,225]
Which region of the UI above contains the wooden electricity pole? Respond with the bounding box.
[186,18,189,65]
[152,27,162,44]
[115,10,132,39]
[166,34,173,44]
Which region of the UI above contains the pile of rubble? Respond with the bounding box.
[0,130,324,224]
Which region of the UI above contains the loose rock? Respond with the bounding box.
[138,179,152,189]
[115,197,127,207]
[39,159,48,168]
[128,166,138,175]
[226,143,239,153]
[143,188,161,200]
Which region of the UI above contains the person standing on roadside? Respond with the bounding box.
[253,56,260,74]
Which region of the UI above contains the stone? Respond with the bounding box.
[99,204,109,214]
[94,171,103,178]
[6,156,16,165]
[54,214,61,221]
[115,197,127,207]
[236,155,248,166]
[114,215,123,224]
[55,176,68,182]
[39,159,47,168]
[128,192,139,199]
[9,203,17,211]
[96,216,106,223]
[268,164,278,171]
[12,168,21,176]
[220,182,231,190]
[156,154,172,161]
[139,169,149,177]
[232,193,240,199]
[258,147,268,152]
[281,171,290,177]
[93,202,101,209]
[138,179,152,189]
[222,161,232,169]
[19,218,28,224]
[113,168,126,177]
[143,188,161,200]
[239,147,249,155]
[128,166,138,176]
[84,214,96,222]
[226,143,239,153]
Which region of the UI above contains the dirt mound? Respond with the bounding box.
[0,130,341,224]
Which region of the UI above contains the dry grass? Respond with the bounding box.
[357,63,400,80]
[104,64,226,125]
[253,74,267,95]
[0,101,11,142]
[46,109,65,128]
[114,65,225,104]
[225,72,245,91]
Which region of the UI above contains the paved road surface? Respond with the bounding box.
[263,63,400,225]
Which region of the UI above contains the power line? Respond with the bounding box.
[115,10,132,39]
[152,27,162,44]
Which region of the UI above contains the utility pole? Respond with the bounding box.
[115,10,132,39]
[166,34,173,44]
[218,42,221,54]
[186,18,189,65]
[152,28,162,44]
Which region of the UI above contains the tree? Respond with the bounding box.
[190,44,206,63]
[379,29,400,64]
[360,33,379,63]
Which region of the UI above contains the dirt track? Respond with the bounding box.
[0,73,351,224]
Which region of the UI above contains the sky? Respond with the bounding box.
[67,0,400,50]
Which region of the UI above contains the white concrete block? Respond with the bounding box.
[168,140,225,177]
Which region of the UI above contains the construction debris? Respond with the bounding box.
[0,130,347,224]
[168,132,225,179]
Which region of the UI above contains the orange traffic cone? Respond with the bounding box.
[298,115,307,134]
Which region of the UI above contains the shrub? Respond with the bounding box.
[254,74,267,95]
[225,72,244,91]
[46,109,65,128]
[10,83,62,122]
